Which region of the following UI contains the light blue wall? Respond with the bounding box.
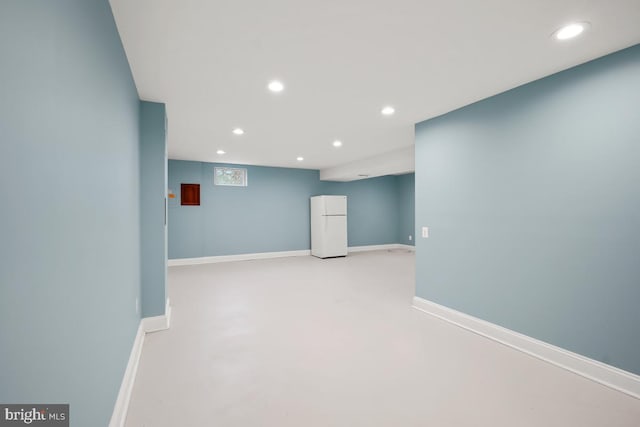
[169,161,323,258]
[140,102,167,317]
[396,173,415,246]
[0,1,142,425]
[415,45,640,375]
[323,176,401,247]
[168,161,412,258]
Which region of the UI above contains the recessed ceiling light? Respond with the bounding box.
[553,22,589,40]
[296,156,304,161]
[333,140,342,147]
[268,80,284,93]
[232,128,244,135]
[381,106,395,116]
[217,150,225,155]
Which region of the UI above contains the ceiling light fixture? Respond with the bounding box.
[553,22,589,40]
[381,106,395,116]
[333,140,342,147]
[296,156,304,161]
[216,150,225,155]
[232,128,244,135]
[268,80,284,93]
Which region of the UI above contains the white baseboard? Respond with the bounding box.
[169,245,415,266]
[110,298,171,426]
[396,244,416,251]
[109,322,145,427]
[349,244,415,252]
[142,298,172,333]
[168,250,311,266]
[412,296,640,400]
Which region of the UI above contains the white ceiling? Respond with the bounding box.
[110,0,640,179]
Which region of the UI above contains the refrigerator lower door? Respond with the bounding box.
[321,215,347,257]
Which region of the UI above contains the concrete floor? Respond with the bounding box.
[125,250,640,426]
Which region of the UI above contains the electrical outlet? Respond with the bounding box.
[408,235,412,241]
[422,227,429,238]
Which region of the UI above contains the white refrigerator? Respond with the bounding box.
[310,195,348,258]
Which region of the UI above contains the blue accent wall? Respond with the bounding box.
[169,161,322,258]
[323,176,401,247]
[396,173,415,246]
[0,1,142,425]
[168,161,413,258]
[415,45,640,375]
[140,102,167,317]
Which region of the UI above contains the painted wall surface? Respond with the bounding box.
[323,176,401,247]
[396,173,415,246]
[168,161,322,258]
[0,1,142,425]
[140,101,167,317]
[168,161,413,258]
[415,45,640,375]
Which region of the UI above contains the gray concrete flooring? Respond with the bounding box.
[126,250,640,426]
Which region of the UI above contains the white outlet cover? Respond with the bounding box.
[422,227,429,238]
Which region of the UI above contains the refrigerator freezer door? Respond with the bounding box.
[323,195,347,216]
